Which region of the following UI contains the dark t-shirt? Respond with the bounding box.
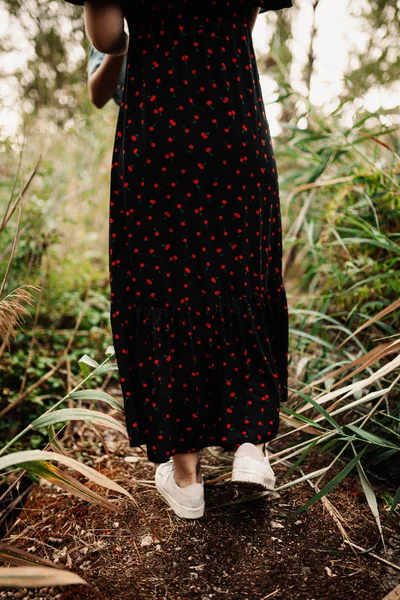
[65,0,293,14]
[72,0,293,106]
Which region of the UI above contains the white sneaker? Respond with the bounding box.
[231,442,276,490]
[155,460,205,519]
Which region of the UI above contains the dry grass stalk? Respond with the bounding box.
[337,298,400,349]
[17,274,45,395]
[296,352,400,413]
[0,286,41,354]
[0,543,61,568]
[0,280,93,419]
[0,156,42,234]
[301,338,400,395]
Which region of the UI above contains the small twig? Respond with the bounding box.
[259,589,281,600]
[2,514,54,543]
[131,538,142,564]
[0,483,35,532]
[0,155,41,234]
[343,540,400,573]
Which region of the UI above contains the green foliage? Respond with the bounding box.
[0,107,119,446]
[1,0,89,125]
[275,95,400,487]
[345,0,400,95]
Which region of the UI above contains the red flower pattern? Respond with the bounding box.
[106,0,290,463]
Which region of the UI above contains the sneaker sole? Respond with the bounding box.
[231,468,276,490]
[155,481,205,519]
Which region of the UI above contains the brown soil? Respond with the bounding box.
[1,388,399,600]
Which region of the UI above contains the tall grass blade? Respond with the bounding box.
[0,544,59,568]
[0,567,87,588]
[0,450,133,501]
[303,339,400,392]
[284,436,321,478]
[337,298,400,348]
[48,425,71,457]
[91,363,119,375]
[294,447,367,515]
[289,388,345,435]
[355,456,384,546]
[346,424,399,449]
[22,461,123,512]
[32,409,128,438]
[383,486,400,526]
[300,353,400,409]
[68,390,123,411]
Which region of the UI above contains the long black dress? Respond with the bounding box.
[66,0,292,463]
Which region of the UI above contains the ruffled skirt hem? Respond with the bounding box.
[110,291,288,463]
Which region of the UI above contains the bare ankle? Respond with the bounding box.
[255,442,266,457]
[174,454,202,487]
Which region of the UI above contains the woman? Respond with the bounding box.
[65,0,292,520]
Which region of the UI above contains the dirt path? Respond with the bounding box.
[2,390,399,600]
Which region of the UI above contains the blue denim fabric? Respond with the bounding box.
[88,44,127,106]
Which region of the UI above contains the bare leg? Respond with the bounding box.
[173,451,202,487]
[255,442,267,457]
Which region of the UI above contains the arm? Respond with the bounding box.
[84,0,128,55]
[89,52,126,108]
[249,7,261,33]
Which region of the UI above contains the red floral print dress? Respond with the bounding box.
[66,0,292,463]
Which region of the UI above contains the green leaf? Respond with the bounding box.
[78,355,100,369]
[92,363,119,376]
[346,424,399,449]
[78,361,91,387]
[281,406,326,430]
[31,409,128,438]
[295,446,367,515]
[47,425,70,456]
[367,448,399,466]
[68,390,123,411]
[288,329,334,350]
[284,436,321,478]
[383,485,400,526]
[355,456,383,543]
[292,388,345,435]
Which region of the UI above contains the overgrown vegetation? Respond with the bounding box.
[0,107,117,448]
[279,97,399,481]
[0,0,399,590]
